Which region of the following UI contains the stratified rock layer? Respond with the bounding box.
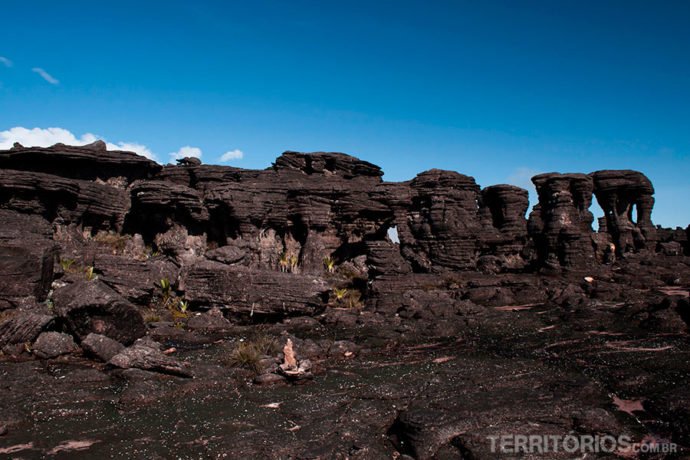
[0,142,681,322]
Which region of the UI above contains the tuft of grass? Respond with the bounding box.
[250,334,280,356]
[93,232,130,253]
[143,313,161,323]
[226,342,263,373]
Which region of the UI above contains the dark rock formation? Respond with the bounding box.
[591,170,656,254]
[80,333,125,362]
[176,156,202,166]
[52,280,146,345]
[400,170,482,271]
[0,142,160,181]
[528,173,595,269]
[479,184,530,270]
[0,210,56,307]
[182,261,329,317]
[0,142,681,319]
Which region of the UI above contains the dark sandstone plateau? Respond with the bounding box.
[0,141,689,459]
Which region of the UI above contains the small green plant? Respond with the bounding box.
[323,256,336,273]
[159,278,171,296]
[84,266,96,281]
[59,258,76,272]
[178,299,189,313]
[332,287,348,301]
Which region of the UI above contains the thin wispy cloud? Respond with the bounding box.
[220,149,243,162]
[32,67,59,85]
[0,126,158,161]
[0,56,12,67]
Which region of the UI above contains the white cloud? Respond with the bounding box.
[0,127,95,149]
[220,149,244,162]
[0,56,12,67]
[170,145,202,161]
[32,67,59,85]
[0,126,158,161]
[105,141,156,160]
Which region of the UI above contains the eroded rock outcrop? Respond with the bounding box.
[591,170,656,254]
[528,173,596,269]
[0,142,682,324]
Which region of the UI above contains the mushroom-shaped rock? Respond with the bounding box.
[590,170,656,254]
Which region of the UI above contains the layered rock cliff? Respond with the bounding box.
[1,142,686,320]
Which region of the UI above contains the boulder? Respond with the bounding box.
[182,261,329,318]
[52,280,146,345]
[32,331,78,359]
[186,307,232,331]
[176,156,202,166]
[108,341,192,377]
[80,333,125,362]
[95,254,179,304]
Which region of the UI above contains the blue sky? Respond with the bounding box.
[0,0,688,227]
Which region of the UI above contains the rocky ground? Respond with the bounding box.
[0,142,689,459]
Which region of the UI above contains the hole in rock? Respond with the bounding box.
[387,225,400,244]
